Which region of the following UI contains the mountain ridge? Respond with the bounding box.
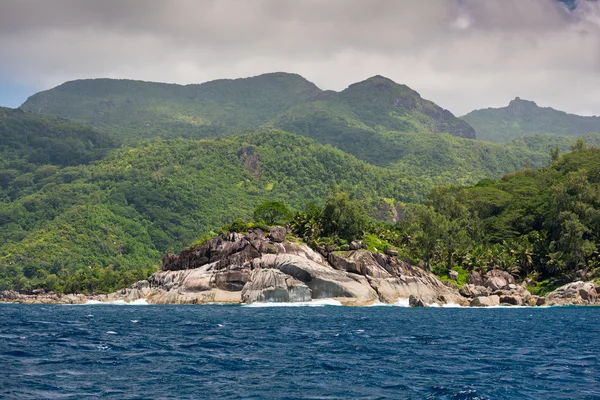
[462,97,600,142]
[21,72,476,145]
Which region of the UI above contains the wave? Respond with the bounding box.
[242,299,343,307]
[83,299,149,305]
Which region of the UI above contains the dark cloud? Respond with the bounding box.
[0,0,599,115]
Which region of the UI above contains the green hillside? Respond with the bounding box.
[21,72,321,141]
[0,129,424,292]
[462,97,600,143]
[21,73,475,146]
[0,106,116,169]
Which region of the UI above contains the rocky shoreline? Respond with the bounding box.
[2,227,599,307]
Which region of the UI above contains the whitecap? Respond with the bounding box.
[130,320,138,323]
[396,298,411,307]
[105,331,117,335]
[441,302,464,308]
[217,324,224,327]
[242,299,343,307]
[84,299,149,305]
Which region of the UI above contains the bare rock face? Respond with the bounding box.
[268,226,287,243]
[409,295,426,307]
[459,284,491,298]
[484,270,515,291]
[328,251,391,278]
[466,271,483,286]
[470,295,500,307]
[241,269,311,303]
[256,254,379,305]
[546,281,600,306]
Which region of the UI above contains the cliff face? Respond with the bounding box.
[141,227,466,306]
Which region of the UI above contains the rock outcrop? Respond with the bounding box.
[110,228,464,306]
[546,281,600,306]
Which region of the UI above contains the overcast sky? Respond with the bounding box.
[0,0,599,116]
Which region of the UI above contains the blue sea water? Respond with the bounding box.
[1,304,599,400]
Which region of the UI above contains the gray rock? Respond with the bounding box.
[241,269,311,304]
[484,270,514,291]
[328,250,391,278]
[268,226,287,243]
[448,270,459,282]
[466,271,483,286]
[349,241,362,251]
[470,295,500,307]
[409,295,426,307]
[256,254,379,305]
[500,295,522,306]
[459,284,490,298]
[536,297,546,306]
[546,281,599,306]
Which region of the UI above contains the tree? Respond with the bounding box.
[321,190,368,241]
[571,139,586,152]
[403,204,448,268]
[253,201,292,225]
[550,146,561,163]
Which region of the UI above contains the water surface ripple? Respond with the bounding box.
[1,304,599,399]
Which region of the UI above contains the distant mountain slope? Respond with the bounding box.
[21,72,322,141]
[21,73,475,146]
[462,97,600,143]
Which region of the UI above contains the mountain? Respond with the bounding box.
[21,73,474,144]
[21,72,322,141]
[0,129,424,292]
[462,97,600,143]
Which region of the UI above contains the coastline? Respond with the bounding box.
[4,228,599,308]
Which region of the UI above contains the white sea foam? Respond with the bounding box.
[105,331,117,335]
[130,320,139,323]
[242,299,343,307]
[84,299,149,305]
[396,298,411,307]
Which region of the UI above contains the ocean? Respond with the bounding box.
[1,303,599,399]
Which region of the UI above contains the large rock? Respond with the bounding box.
[268,226,287,243]
[546,281,600,306]
[459,284,490,298]
[328,250,392,278]
[466,271,483,286]
[409,295,426,307]
[484,269,515,291]
[255,254,379,305]
[241,268,311,303]
[470,295,500,307]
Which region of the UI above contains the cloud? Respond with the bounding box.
[0,0,599,115]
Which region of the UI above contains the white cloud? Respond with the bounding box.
[0,0,599,115]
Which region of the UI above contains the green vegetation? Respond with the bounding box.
[20,73,322,142]
[253,147,600,288]
[6,73,600,294]
[0,106,116,174]
[462,97,600,143]
[0,129,425,292]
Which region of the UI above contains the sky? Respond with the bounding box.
[0,0,599,116]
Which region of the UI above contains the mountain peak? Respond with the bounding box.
[506,97,539,115]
